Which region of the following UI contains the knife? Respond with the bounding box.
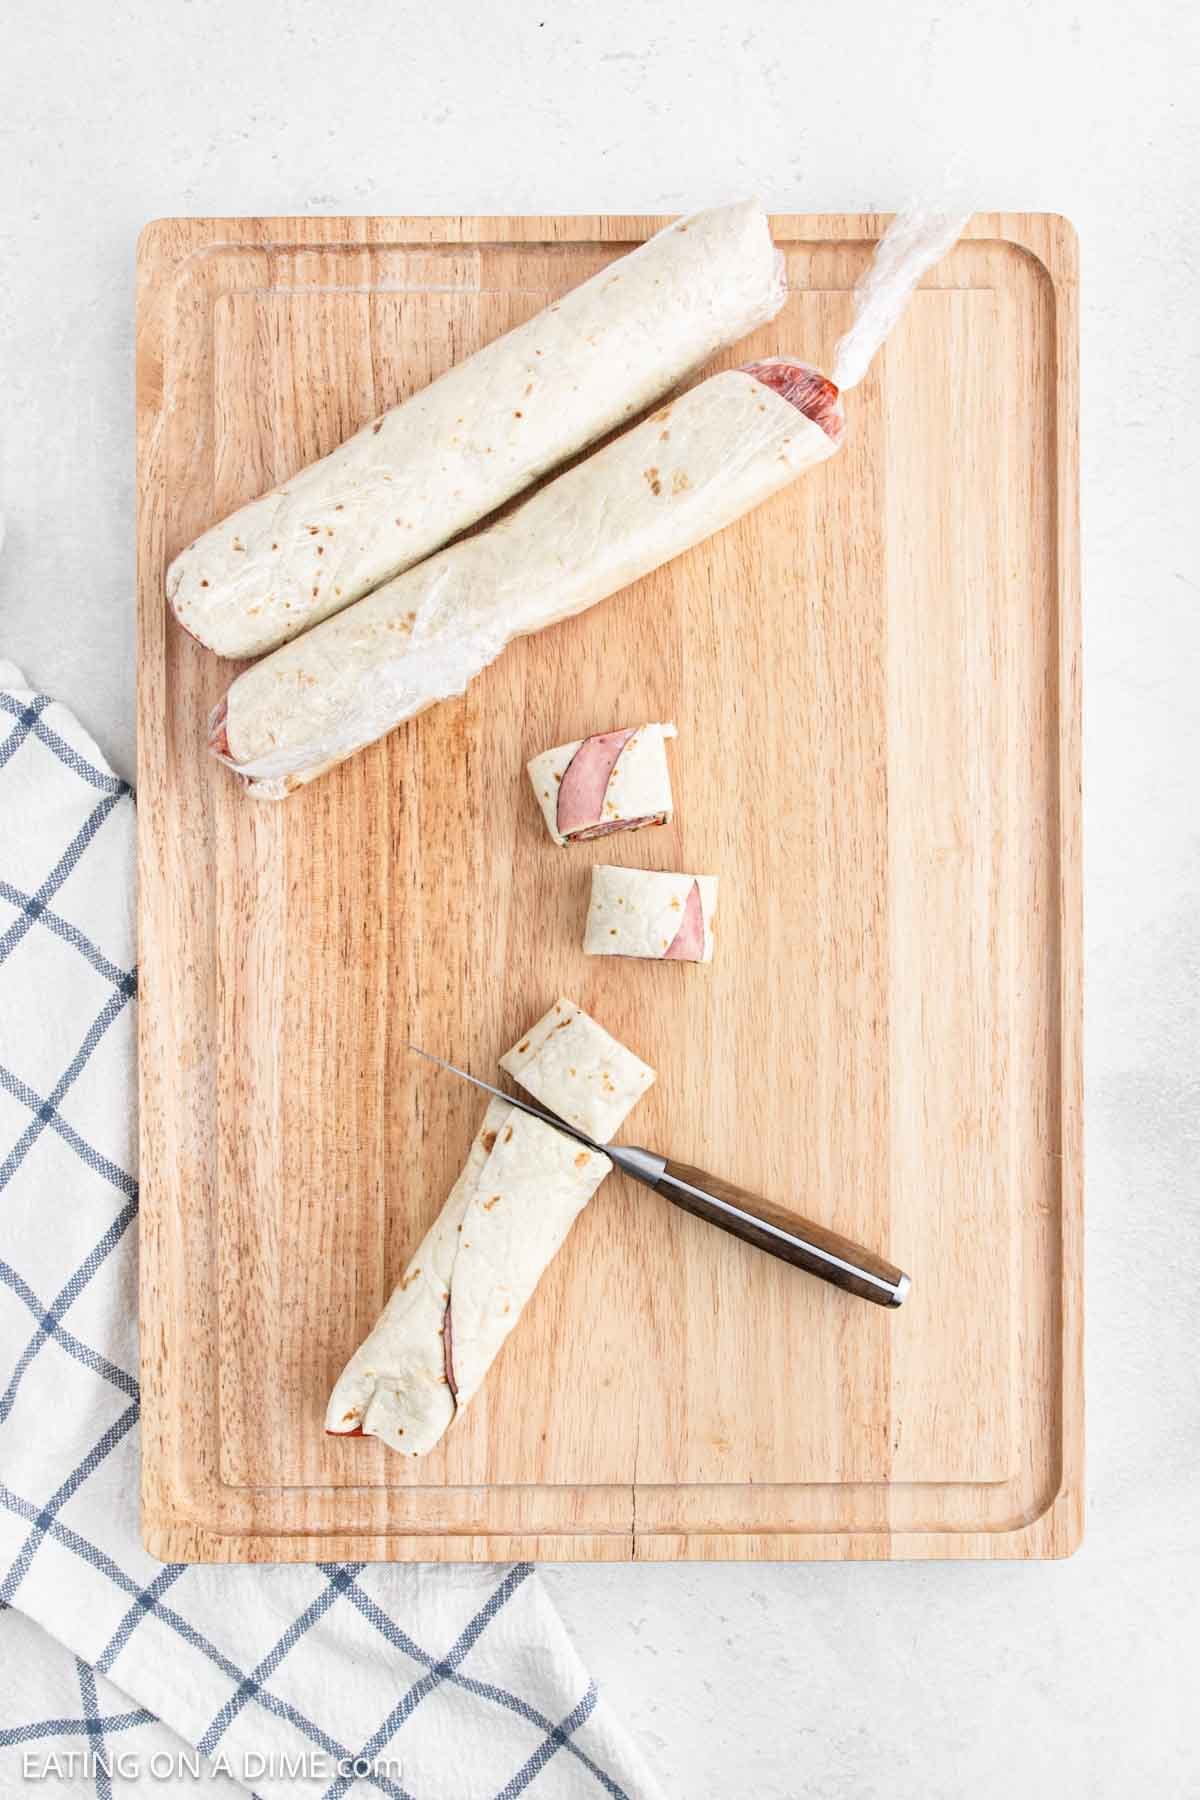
[408,1045,910,1308]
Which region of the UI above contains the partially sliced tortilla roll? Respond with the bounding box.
[528,721,677,845]
[584,865,719,963]
[499,996,656,1143]
[326,1003,655,1456]
[168,201,786,658]
[211,359,843,797]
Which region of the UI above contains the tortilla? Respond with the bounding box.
[325,1003,656,1455]
[528,722,677,845]
[499,996,656,1144]
[211,360,842,797]
[168,202,786,658]
[583,865,719,963]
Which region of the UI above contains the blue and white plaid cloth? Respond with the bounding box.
[0,658,663,1800]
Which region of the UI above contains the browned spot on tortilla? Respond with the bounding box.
[334,503,344,510]
[482,1130,497,1153]
[199,579,209,588]
[400,1265,422,1290]
[342,1410,361,1423]
[644,467,662,496]
[372,419,384,434]
[672,470,690,493]
[518,1041,529,1054]
[574,1151,590,1168]
[316,545,324,554]
[670,895,681,909]
[482,1194,501,1210]
[660,429,670,441]
[514,410,523,418]
[308,526,319,535]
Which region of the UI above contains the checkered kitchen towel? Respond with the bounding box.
[0,658,663,1800]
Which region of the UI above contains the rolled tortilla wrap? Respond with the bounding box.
[584,865,719,963]
[211,359,843,798]
[528,721,677,845]
[326,1003,655,1455]
[168,202,786,658]
[499,996,656,1143]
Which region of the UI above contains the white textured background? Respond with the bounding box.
[1,1,1197,1795]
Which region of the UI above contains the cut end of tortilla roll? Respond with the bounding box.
[207,699,231,759]
[743,357,845,443]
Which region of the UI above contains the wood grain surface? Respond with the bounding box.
[136,212,1082,1562]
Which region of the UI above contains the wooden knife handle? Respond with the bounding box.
[656,1159,910,1308]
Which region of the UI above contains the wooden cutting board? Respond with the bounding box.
[136,212,1082,1562]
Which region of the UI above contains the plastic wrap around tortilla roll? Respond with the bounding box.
[210,358,844,798]
[584,865,719,963]
[168,202,786,659]
[325,1000,655,1456]
[528,721,677,845]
